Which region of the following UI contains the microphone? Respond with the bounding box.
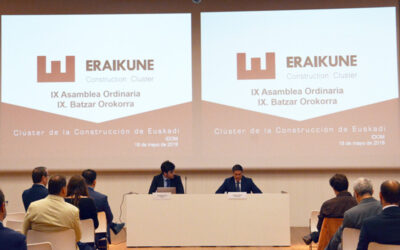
[119,191,138,223]
[185,176,187,194]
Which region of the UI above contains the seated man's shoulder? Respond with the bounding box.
[242,176,253,181]
[22,187,33,196]
[153,174,162,179]
[4,227,26,238]
[93,189,107,199]
[344,203,360,216]
[28,197,46,209]
[22,190,28,200]
[89,189,108,204]
[225,176,234,182]
[1,227,26,246]
[321,196,337,207]
[323,193,353,206]
[362,213,381,226]
[64,202,80,214]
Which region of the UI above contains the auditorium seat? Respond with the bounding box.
[27,229,75,250]
[317,218,343,250]
[309,210,319,250]
[6,220,24,233]
[342,228,360,250]
[27,242,53,250]
[4,212,25,226]
[6,212,25,221]
[368,242,400,250]
[95,211,107,234]
[80,219,95,243]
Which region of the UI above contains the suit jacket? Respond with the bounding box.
[0,221,27,250]
[87,186,114,242]
[148,174,184,194]
[87,187,113,225]
[316,191,357,233]
[215,176,262,194]
[22,195,81,242]
[22,184,48,211]
[325,197,382,250]
[357,206,400,250]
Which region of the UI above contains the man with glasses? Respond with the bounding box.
[0,189,27,249]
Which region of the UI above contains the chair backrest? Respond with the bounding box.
[342,228,360,250]
[4,212,25,226]
[317,218,344,250]
[27,242,53,250]
[6,220,24,233]
[7,212,25,221]
[95,211,107,233]
[368,242,400,250]
[310,210,320,233]
[80,219,95,243]
[27,229,75,250]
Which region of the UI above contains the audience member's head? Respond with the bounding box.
[32,166,48,186]
[329,174,349,193]
[379,180,400,206]
[82,169,97,187]
[48,175,67,197]
[67,175,89,206]
[161,161,175,179]
[0,189,6,221]
[232,164,244,182]
[353,177,374,203]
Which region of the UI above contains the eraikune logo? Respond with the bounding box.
[236,52,358,81]
[37,56,75,82]
[237,52,276,80]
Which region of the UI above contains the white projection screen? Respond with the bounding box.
[0,0,399,171]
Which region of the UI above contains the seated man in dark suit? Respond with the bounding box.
[81,169,125,242]
[215,164,262,193]
[326,177,382,250]
[149,161,184,194]
[303,174,357,245]
[357,180,400,250]
[0,189,27,250]
[22,166,48,211]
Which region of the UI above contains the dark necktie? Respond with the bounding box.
[236,181,240,192]
[166,179,171,187]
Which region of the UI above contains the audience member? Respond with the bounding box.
[22,175,81,242]
[0,189,27,250]
[81,169,125,241]
[303,174,357,245]
[216,164,262,193]
[357,180,400,250]
[148,161,184,194]
[326,177,381,250]
[65,175,99,229]
[22,166,48,211]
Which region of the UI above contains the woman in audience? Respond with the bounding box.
[66,175,99,250]
[65,175,99,229]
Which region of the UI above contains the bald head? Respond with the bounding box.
[380,180,400,205]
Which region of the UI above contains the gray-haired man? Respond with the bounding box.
[325,177,382,250]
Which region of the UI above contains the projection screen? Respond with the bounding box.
[0,0,399,170]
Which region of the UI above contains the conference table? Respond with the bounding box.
[126,193,290,247]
